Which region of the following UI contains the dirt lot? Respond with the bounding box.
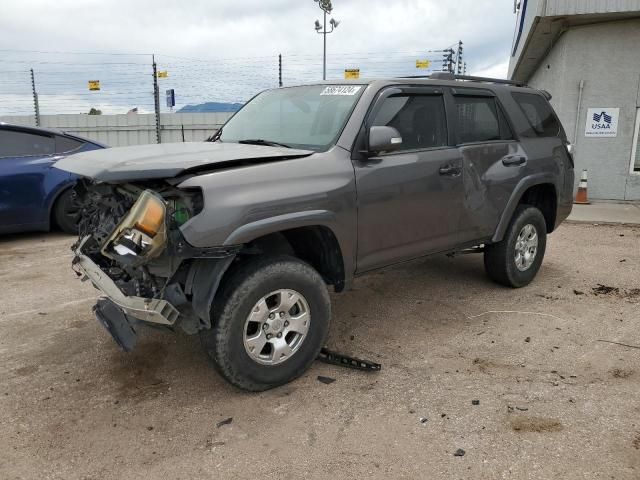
[0,223,639,479]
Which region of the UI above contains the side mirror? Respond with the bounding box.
[368,126,402,154]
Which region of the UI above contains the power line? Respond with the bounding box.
[0,48,152,56]
[0,46,469,116]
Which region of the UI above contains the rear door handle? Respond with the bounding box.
[502,155,527,166]
[439,165,461,176]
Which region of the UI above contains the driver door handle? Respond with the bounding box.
[439,165,461,176]
[502,154,527,166]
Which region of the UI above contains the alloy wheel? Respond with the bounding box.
[243,289,311,366]
[514,223,538,271]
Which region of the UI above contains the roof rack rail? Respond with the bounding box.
[400,72,528,87]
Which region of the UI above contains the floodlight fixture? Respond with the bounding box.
[313,0,340,80]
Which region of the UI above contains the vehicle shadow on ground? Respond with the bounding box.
[95,252,505,399]
[7,250,550,408]
[0,230,74,245]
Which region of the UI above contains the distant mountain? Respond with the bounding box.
[177,102,243,113]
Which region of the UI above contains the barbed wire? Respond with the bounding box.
[0,48,461,116]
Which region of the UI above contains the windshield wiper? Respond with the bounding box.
[205,128,222,142]
[237,139,292,149]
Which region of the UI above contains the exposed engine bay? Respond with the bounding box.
[71,179,239,345]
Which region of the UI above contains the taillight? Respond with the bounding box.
[564,142,575,168]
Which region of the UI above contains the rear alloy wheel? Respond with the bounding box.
[514,224,539,272]
[484,205,547,288]
[53,189,81,234]
[200,255,331,391]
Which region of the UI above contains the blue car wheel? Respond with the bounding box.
[53,189,81,234]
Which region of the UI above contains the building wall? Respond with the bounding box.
[528,19,640,200]
[508,0,640,85]
[0,112,233,148]
[509,0,542,77]
[545,0,640,16]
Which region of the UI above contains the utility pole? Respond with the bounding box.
[456,41,464,74]
[314,0,339,81]
[442,49,454,73]
[30,69,40,126]
[279,54,283,87]
[152,55,161,144]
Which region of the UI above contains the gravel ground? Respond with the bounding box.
[0,223,639,479]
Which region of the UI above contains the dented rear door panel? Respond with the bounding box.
[457,141,524,241]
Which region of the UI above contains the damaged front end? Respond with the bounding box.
[71,179,238,351]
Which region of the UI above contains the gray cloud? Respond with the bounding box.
[0,0,516,114]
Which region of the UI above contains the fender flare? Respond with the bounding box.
[223,209,351,291]
[187,210,343,328]
[223,209,338,245]
[186,256,236,329]
[491,173,558,243]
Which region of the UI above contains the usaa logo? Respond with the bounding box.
[591,111,612,129]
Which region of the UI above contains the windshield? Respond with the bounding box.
[219,84,365,151]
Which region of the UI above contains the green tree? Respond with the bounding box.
[88,107,102,115]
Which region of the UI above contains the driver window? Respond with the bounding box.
[371,94,447,151]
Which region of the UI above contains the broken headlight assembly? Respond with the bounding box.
[101,190,168,266]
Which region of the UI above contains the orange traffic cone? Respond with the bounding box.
[574,169,590,205]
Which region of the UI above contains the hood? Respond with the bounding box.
[54,141,314,182]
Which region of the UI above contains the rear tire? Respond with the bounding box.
[53,189,80,234]
[484,205,547,288]
[200,255,331,391]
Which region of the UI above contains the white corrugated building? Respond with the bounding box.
[509,0,640,200]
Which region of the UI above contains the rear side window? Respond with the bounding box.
[55,135,85,154]
[0,130,55,158]
[512,92,560,137]
[454,96,512,144]
[371,94,447,150]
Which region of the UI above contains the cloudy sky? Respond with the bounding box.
[0,0,517,115]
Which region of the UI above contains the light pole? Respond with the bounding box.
[314,0,340,80]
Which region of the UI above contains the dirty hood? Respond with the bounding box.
[55,141,314,182]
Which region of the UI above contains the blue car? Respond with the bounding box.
[0,123,106,234]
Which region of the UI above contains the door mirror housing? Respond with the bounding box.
[368,126,402,154]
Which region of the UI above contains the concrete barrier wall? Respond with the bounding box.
[0,112,234,147]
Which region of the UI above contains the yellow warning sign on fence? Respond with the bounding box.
[88,80,100,91]
[157,71,168,78]
[416,60,431,69]
[344,69,360,80]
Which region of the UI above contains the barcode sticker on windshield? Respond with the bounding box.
[320,85,362,96]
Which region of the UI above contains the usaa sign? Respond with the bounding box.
[585,107,619,138]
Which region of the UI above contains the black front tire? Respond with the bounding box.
[53,189,80,234]
[200,255,331,392]
[484,205,547,288]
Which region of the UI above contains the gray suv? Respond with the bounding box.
[58,74,574,391]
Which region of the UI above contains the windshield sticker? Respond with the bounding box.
[320,85,362,96]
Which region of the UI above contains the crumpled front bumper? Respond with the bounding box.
[73,236,180,326]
